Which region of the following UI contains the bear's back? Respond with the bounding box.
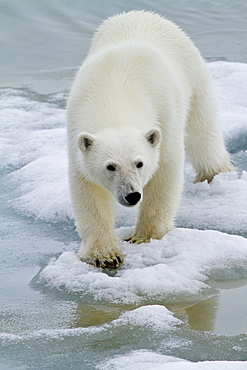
[88,10,197,62]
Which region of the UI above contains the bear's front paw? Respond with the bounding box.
[125,235,151,244]
[79,248,123,269]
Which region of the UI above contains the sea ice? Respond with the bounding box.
[38,227,247,304]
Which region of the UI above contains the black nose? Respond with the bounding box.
[125,192,141,206]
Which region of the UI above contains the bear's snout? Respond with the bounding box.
[124,192,142,206]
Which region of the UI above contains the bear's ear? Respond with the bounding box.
[78,133,95,152]
[145,128,161,147]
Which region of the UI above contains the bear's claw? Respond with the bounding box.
[94,255,123,269]
[125,235,151,244]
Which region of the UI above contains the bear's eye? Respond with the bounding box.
[106,164,116,172]
[136,162,144,169]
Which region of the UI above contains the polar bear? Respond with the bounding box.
[67,11,233,268]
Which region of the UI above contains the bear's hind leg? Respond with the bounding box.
[185,83,233,183]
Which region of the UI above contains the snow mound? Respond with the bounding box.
[38,227,247,304]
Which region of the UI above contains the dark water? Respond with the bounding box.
[1,0,247,92]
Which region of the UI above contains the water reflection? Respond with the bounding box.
[176,280,247,336]
[72,304,124,328]
[71,280,247,337]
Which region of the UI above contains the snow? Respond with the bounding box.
[97,350,187,370]
[177,170,247,235]
[210,62,247,144]
[98,350,247,370]
[112,305,182,331]
[38,227,247,304]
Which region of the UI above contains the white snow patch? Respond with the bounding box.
[38,228,247,304]
[97,349,246,370]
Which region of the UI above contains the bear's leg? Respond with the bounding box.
[126,153,184,244]
[185,83,233,183]
[70,171,123,268]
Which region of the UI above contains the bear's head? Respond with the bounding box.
[77,126,161,207]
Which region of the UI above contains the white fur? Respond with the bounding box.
[67,11,233,267]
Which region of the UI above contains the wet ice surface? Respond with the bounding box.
[1,61,247,369]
